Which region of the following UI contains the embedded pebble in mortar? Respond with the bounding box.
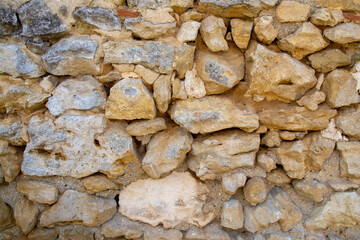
[243,177,267,206]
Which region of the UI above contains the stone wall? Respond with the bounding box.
[0,0,360,239]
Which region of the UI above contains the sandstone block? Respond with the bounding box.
[254,16,277,44]
[153,74,172,113]
[310,8,343,27]
[336,105,360,140]
[73,7,122,31]
[126,118,166,136]
[293,179,329,202]
[0,200,14,231]
[267,169,291,186]
[324,23,360,44]
[82,175,118,193]
[184,67,206,98]
[296,90,326,111]
[144,226,183,240]
[174,43,196,79]
[28,228,58,240]
[231,19,253,49]
[134,65,160,85]
[244,177,267,205]
[0,140,22,182]
[257,150,277,172]
[100,213,144,239]
[14,197,39,234]
[308,49,351,73]
[200,15,228,52]
[180,11,203,22]
[221,172,247,195]
[221,199,244,230]
[337,141,360,178]
[327,179,359,191]
[275,1,310,23]
[17,180,58,204]
[177,20,201,43]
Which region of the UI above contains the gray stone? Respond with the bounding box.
[308,49,351,73]
[100,213,145,239]
[324,23,360,44]
[73,7,122,31]
[127,0,193,10]
[0,116,26,146]
[0,8,18,36]
[0,140,22,182]
[185,223,230,240]
[221,199,244,229]
[144,226,183,240]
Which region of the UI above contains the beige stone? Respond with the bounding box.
[185,223,230,240]
[254,16,278,44]
[105,78,156,120]
[185,67,206,98]
[134,64,160,85]
[188,130,260,180]
[324,23,360,44]
[310,8,343,27]
[322,69,360,108]
[82,174,118,193]
[257,150,277,172]
[276,1,310,23]
[144,226,183,240]
[173,43,196,79]
[200,15,228,52]
[0,140,22,182]
[153,74,172,113]
[244,177,267,206]
[245,42,317,102]
[180,11,203,22]
[142,127,193,179]
[337,141,360,178]
[267,169,291,186]
[98,71,122,83]
[265,233,293,240]
[315,0,360,11]
[221,172,247,195]
[231,19,253,49]
[14,197,39,234]
[119,172,214,228]
[172,77,187,100]
[63,228,94,240]
[126,118,166,137]
[221,199,244,230]
[296,89,326,112]
[40,190,116,227]
[308,49,351,73]
[261,130,281,148]
[279,131,297,141]
[195,46,245,95]
[0,200,13,231]
[328,179,359,191]
[100,213,144,239]
[336,105,360,140]
[17,180,58,205]
[305,192,360,230]
[293,179,329,202]
[177,20,201,43]
[28,228,58,240]
[113,64,135,73]
[278,22,328,60]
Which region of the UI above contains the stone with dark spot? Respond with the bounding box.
[0,8,19,36]
[73,7,122,31]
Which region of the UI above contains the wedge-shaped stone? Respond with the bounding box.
[0,116,26,146]
[169,96,259,134]
[40,190,116,227]
[119,172,214,228]
[245,42,317,102]
[185,223,230,240]
[337,141,360,178]
[336,105,360,140]
[73,7,122,31]
[0,140,22,182]
[200,15,228,52]
[231,19,253,49]
[126,118,166,136]
[101,213,145,239]
[22,114,138,178]
[310,8,343,27]
[17,180,58,204]
[293,179,329,202]
[14,197,39,234]
[324,23,360,44]
[0,200,14,231]
[188,130,260,180]
[308,49,351,73]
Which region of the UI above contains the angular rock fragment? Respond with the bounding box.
[63,228,94,240]
[73,7,122,31]
[177,20,201,43]
[17,180,58,204]
[244,177,267,206]
[310,8,343,27]
[82,175,118,193]
[105,78,156,120]
[174,43,196,79]
[308,49,351,73]
[127,0,193,11]
[0,116,26,146]
[221,199,244,230]
[40,190,116,227]
[337,141,360,178]
[28,228,58,240]
[144,226,183,240]
[0,200,14,231]
[134,65,160,85]
[119,172,214,228]
[200,15,228,52]
[293,179,329,202]
[257,150,277,172]
[172,77,187,100]
[142,127,193,179]
[169,96,259,134]
[265,232,293,240]
[254,16,277,44]
[231,19,253,49]
[261,130,281,148]
[153,74,172,113]
[275,1,310,23]
[100,213,144,239]
[126,118,166,137]
[327,179,359,191]
[184,67,206,98]
[221,172,246,195]
[0,140,22,182]
[0,8,19,36]
[336,105,360,140]
[267,169,291,186]
[296,90,326,111]
[180,11,203,22]
[185,223,230,240]
[14,197,39,234]
[42,35,99,76]
[324,23,360,44]
[188,130,260,180]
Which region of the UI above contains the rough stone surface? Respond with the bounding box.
[39,190,116,227]
[231,19,253,49]
[184,67,206,99]
[200,15,228,52]
[0,140,22,182]
[261,130,281,148]
[188,130,260,180]
[308,49,351,73]
[177,20,201,43]
[275,1,310,23]
[28,228,58,240]
[134,65,160,85]
[105,78,156,120]
[310,9,343,27]
[336,105,360,140]
[153,74,172,113]
[100,213,144,239]
[0,8,18,36]
[337,141,360,178]
[126,117,166,136]
[82,175,118,193]
[293,179,329,202]
[296,90,326,111]
[221,172,247,195]
[0,116,26,146]
[73,7,122,31]
[244,177,267,206]
[144,226,183,240]
[328,179,359,192]
[257,150,277,172]
[324,23,360,44]
[221,199,244,230]
[14,197,39,234]
[174,44,196,79]
[17,180,58,204]
[142,127,193,179]
[267,169,291,186]
[0,200,14,231]
[254,16,277,44]
[119,172,214,228]
[185,223,230,240]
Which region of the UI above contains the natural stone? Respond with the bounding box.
[113,64,135,73]
[127,0,193,10]
[73,7,122,31]
[63,228,94,240]
[22,114,138,178]
[42,35,99,76]
[221,172,247,195]
[278,22,328,60]
[180,11,203,22]
[221,199,244,229]
[14,197,39,234]
[105,78,156,120]
[336,105,360,140]
[293,179,329,202]
[188,130,260,180]
[261,130,281,148]
[267,169,291,186]
[337,141,360,178]
[100,213,144,239]
[82,175,118,193]
[119,172,214,228]
[184,67,206,98]
[310,9,343,27]
[245,42,317,102]
[195,46,244,94]
[305,192,360,230]
[98,71,122,83]
[153,74,172,113]
[172,77,187,100]
[0,8,18,36]
[142,127,193,179]
[17,180,58,204]
[324,23,360,44]
[0,140,22,182]
[126,117,166,136]
[276,132,335,179]
[308,49,351,73]
[322,69,360,108]
[244,177,267,205]
[173,43,196,79]
[231,19,253,49]
[134,65,160,85]
[200,15,228,52]
[28,228,58,240]
[265,232,293,240]
[169,95,259,134]
[40,189,116,227]
[177,20,201,43]
[254,16,277,44]
[103,40,174,74]
[144,226,183,240]
[296,90,326,111]
[257,150,277,172]
[185,223,230,240]
[18,0,67,39]
[327,179,359,192]
[0,200,14,231]
[0,116,26,146]
[275,1,310,23]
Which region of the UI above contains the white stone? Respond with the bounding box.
[177,20,201,43]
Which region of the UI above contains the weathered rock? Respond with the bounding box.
[142,127,193,179]
[144,226,183,240]
[28,228,58,240]
[265,232,293,240]
[280,131,304,141]
[322,69,360,108]
[337,141,360,178]
[63,228,94,240]
[0,43,45,78]
[73,7,122,31]
[184,67,206,98]
[0,200,14,231]
[47,76,106,116]
[200,15,228,52]
[328,179,359,191]
[100,213,145,239]
[180,10,203,22]
[98,71,122,83]
[113,64,135,73]
[134,65,160,85]
[231,19,253,49]
[244,177,267,206]
[261,130,281,148]
[188,130,260,180]
[0,140,22,182]
[14,197,39,234]
[310,8,343,27]
[82,175,118,193]
[105,78,156,120]
[275,1,310,23]
[324,23,360,44]
[42,35,99,76]
[308,49,351,73]
[257,150,277,172]
[169,95,259,134]
[39,75,59,93]
[127,0,193,11]
[245,42,317,102]
[172,77,187,100]
[119,172,214,228]
[17,180,58,204]
[327,234,345,240]
[336,105,360,140]
[126,118,166,136]
[22,114,138,178]
[103,40,174,74]
[177,20,201,43]
[276,132,335,179]
[305,192,360,230]
[18,0,67,39]
[278,22,328,60]
[293,179,329,202]
[221,199,244,229]
[174,43,196,79]
[221,172,246,195]
[40,189,116,227]
[0,8,18,36]
[296,90,326,111]
[254,16,277,44]
[153,74,172,113]
[0,116,26,146]
[185,223,230,240]
[267,169,291,186]
[315,0,360,11]
[196,46,245,95]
